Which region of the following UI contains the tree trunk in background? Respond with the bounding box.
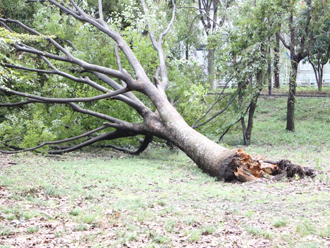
[274,33,280,88]
[241,100,258,146]
[314,63,324,92]
[241,69,263,145]
[286,60,298,132]
[317,66,323,91]
[268,55,272,95]
[207,49,216,90]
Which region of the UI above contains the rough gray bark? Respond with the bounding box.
[274,32,280,89]
[286,61,298,131]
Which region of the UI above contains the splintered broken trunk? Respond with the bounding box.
[149,108,314,182]
[146,100,315,183]
[217,149,316,182]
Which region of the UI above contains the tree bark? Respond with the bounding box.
[312,61,324,92]
[242,71,262,145]
[242,101,258,146]
[268,54,272,95]
[274,33,280,88]
[286,60,298,132]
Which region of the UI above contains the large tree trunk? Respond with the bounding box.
[159,112,315,182]
[143,97,313,183]
[286,60,298,132]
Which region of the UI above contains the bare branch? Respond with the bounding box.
[48,0,149,86]
[2,63,54,74]
[1,17,134,84]
[0,86,129,103]
[192,77,234,127]
[3,60,112,94]
[100,134,153,155]
[278,33,290,50]
[114,44,122,71]
[92,72,149,116]
[14,43,68,62]
[98,0,104,21]
[218,102,251,142]
[66,102,135,128]
[140,0,175,95]
[48,129,146,154]
[64,39,78,51]
[0,18,75,60]
[154,66,160,79]
[177,6,222,28]
[0,18,40,35]
[0,21,13,32]
[14,42,134,83]
[48,132,116,154]
[159,0,176,42]
[193,83,244,129]
[0,99,41,107]
[0,125,109,154]
[114,44,127,87]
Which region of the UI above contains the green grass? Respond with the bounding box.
[81,213,96,224]
[0,225,13,236]
[185,229,201,242]
[296,221,317,236]
[244,225,274,239]
[69,208,81,216]
[0,97,330,246]
[319,225,330,238]
[201,225,217,235]
[74,223,88,231]
[26,226,40,234]
[272,218,288,228]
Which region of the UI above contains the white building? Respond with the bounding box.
[280,60,330,87]
[195,46,330,89]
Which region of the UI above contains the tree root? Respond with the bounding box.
[219,149,316,182]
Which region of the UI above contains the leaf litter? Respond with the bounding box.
[0,151,330,247]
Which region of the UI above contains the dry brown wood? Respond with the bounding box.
[223,149,315,182]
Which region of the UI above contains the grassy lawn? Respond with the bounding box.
[0,97,330,247]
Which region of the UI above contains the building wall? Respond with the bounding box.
[280,61,330,87]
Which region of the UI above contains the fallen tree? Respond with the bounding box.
[0,0,315,182]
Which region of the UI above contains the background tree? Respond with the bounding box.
[172,0,203,60]
[195,0,234,90]
[273,32,281,89]
[307,18,330,91]
[193,0,277,145]
[277,0,328,132]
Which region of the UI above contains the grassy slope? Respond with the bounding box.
[0,97,330,247]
